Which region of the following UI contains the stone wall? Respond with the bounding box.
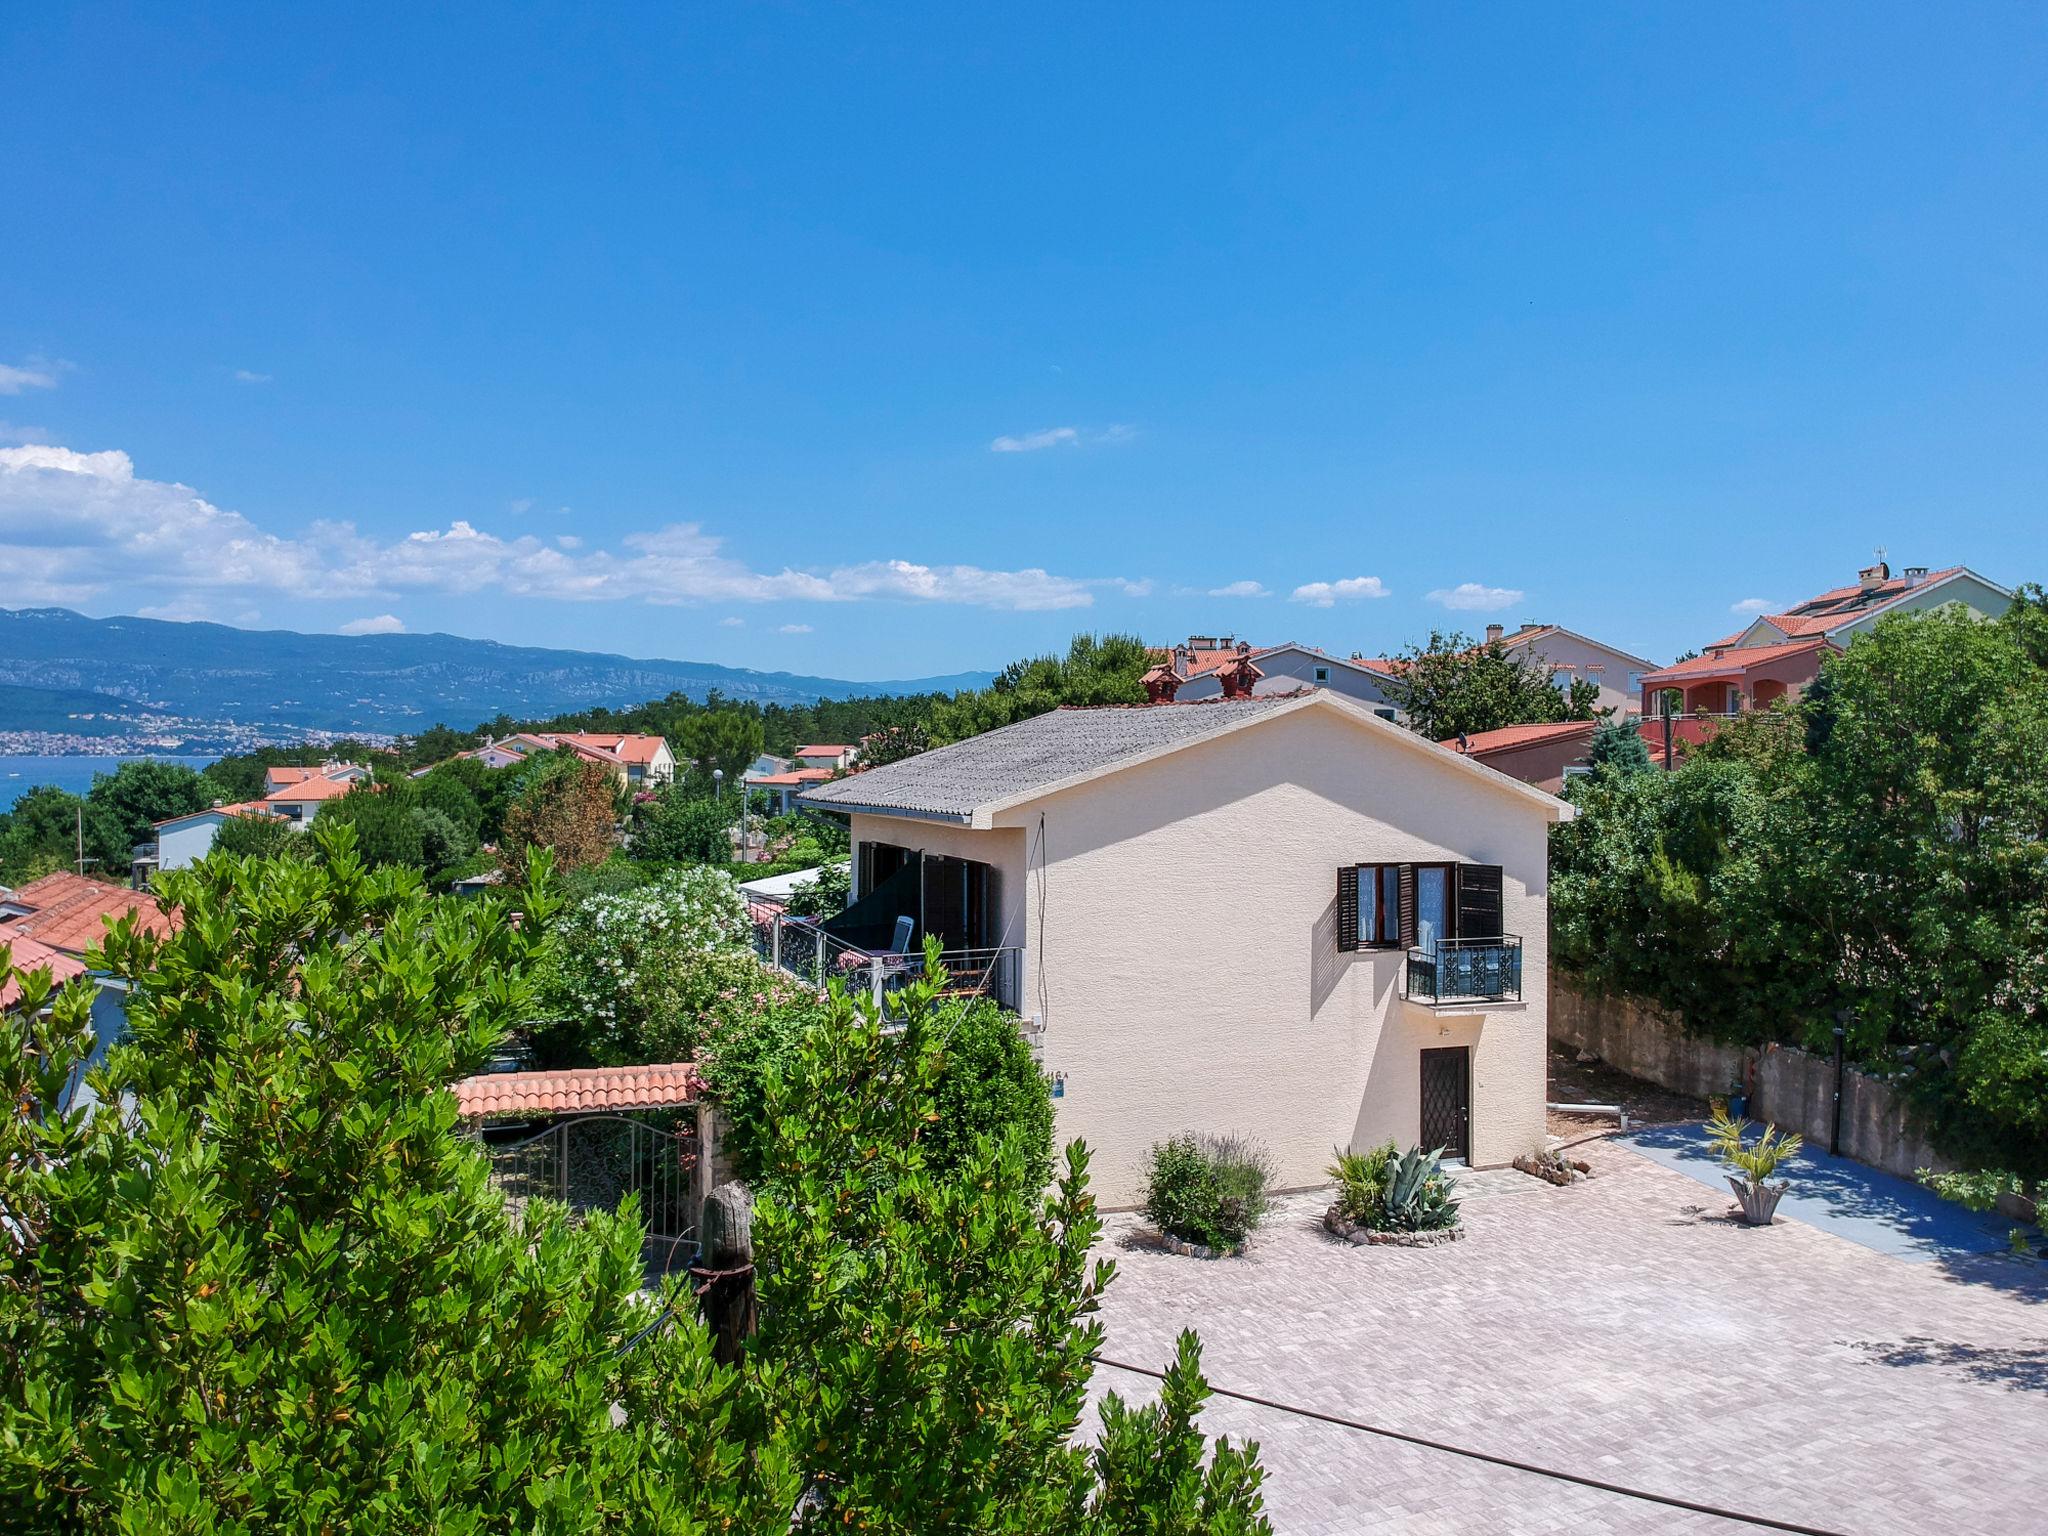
[1548,978,1951,1182]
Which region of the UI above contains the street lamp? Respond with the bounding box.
[712,767,724,801]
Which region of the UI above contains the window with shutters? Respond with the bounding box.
[1337,861,1506,954]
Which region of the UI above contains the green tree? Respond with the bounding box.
[929,634,1153,745]
[0,832,789,1531]
[211,811,313,862]
[676,710,765,787]
[311,781,426,869]
[86,759,217,855]
[0,785,123,882]
[1387,629,1595,740]
[749,950,1270,1532]
[856,722,928,768]
[500,750,622,876]
[632,787,734,864]
[1586,715,1652,777]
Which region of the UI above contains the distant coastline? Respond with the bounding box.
[1,753,223,812]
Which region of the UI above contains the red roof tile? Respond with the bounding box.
[0,872,175,957]
[1639,638,1831,685]
[1440,721,1598,753]
[0,932,89,1008]
[452,1061,702,1118]
[794,744,853,757]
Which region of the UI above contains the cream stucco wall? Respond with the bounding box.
[1505,630,1656,718]
[850,703,1556,1207]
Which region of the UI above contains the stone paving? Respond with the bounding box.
[1087,1138,2048,1535]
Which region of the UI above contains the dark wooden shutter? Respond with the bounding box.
[1335,865,1359,952]
[1397,864,1417,950]
[1456,864,1504,940]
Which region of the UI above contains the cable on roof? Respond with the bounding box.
[1091,1355,1854,1536]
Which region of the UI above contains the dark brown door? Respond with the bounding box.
[1420,1047,1470,1161]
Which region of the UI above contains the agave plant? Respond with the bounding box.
[1380,1145,1462,1232]
[1706,1100,1802,1225]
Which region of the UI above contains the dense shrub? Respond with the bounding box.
[527,865,775,1066]
[1142,1133,1275,1251]
[784,861,850,919]
[1326,1140,1397,1225]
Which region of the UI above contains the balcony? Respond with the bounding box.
[765,913,1022,1014]
[1404,935,1523,1007]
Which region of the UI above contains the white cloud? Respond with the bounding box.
[778,623,813,634]
[0,361,60,395]
[719,616,745,628]
[508,497,535,515]
[1207,580,1269,599]
[232,369,273,385]
[991,427,1079,453]
[338,613,405,635]
[0,421,51,445]
[1290,576,1391,607]
[1730,597,1778,616]
[1427,582,1524,613]
[0,442,1129,615]
[556,534,583,549]
[989,424,1135,453]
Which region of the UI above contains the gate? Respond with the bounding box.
[484,1110,699,1260]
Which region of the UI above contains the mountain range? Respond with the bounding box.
[0,608,994,744]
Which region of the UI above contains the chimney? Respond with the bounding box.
[1140,662,1182,704]
[1858,560,1890,591]
[1172,644,1192,679]
[1217,642,1264,700]
[1485,623,1505,646]
[1903,565,1928,588]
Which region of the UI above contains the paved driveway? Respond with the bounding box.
[1088,1138,2048,1535]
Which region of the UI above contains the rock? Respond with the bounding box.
[1576,1050,1600,1065]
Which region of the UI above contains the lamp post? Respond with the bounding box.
[713,767,724,802]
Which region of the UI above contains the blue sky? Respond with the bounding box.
[3,3,2044,680]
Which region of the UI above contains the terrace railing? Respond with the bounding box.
[767,913,1022,1014]
[1404,935,1523,1007]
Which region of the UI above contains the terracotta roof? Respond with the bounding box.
[452,1061,702,1118]
[0,932,90,1008]
[794,744,853,756]
[266,765,316,785]
[265,775,359,805]
[155,800,278,829]
[0,872,175,957]
[552,732,668,765]
[1639,638,1831,685]
[1440,721,1598,754]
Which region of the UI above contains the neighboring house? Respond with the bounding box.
[1169,637,1404,719]
[797,691,1568,1205]
[1441,722,1598,793]
[793,744,858,772]
[745,766,834,815]
[1640,561,2013,717]
[0,871,176,1108]
[747,753,792,779]
[154,802,285,871]
[263,762,371,796]
[1484,624,1660,719]
[435,732,676,789]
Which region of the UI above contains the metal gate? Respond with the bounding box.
[483,1110,699,1255]
[1419,1047,1470,1161]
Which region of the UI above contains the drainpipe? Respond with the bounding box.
[1660,692,1674,772]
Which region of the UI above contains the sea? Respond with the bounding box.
[0,754,221,812]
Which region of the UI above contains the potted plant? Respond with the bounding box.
[1706,1100,1801,1225]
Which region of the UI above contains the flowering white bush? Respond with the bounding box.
[529,867,794,1064]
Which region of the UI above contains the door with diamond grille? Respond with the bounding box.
[1419,1047,1470,1161]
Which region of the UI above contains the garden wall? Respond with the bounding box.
[1548,979,1952,1182]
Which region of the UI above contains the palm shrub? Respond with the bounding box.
[1326,1140,1398,1225]
[1143,1133,1276,1251]
[1706,1100,1803,1224]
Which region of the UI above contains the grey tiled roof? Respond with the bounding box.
[799,697,1299,821]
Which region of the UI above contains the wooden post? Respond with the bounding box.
[693,1181,755,1366]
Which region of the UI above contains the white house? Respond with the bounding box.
[438,732,676,790]
[793,743,858,772]
[798,691,1568,1206]
[1169,640,1406,720]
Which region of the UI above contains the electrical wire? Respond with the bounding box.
[1091,1355,1856,1536]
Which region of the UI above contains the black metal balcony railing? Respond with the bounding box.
[1404,935,1523,1006]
